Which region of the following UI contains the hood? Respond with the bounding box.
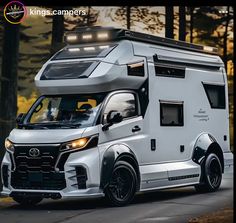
[8,128,86,144]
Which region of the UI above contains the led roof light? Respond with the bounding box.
[84,47,95,51]
[66,35,78,42]
[82,34,93,40]
[99,45,109,49]
[203,46,215,52]
[97,32,109,39]
[68,48,80,52]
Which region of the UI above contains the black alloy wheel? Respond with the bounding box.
[195,153,222,193]
[105,161,137,206]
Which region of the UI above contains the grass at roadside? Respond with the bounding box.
[188,207,233,223]
[0,197,13,203]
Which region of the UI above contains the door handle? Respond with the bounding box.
[132,125,141,132]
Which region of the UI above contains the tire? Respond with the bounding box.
[195,153,222,193]
[104,160,137,207]
[12,196,43,206]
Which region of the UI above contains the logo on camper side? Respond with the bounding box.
[4,1,27,24]
[29,148,40,157]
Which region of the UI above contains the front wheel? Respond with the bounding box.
[12,196,43,206]
[105,161,137,207]
[195,153,222,193]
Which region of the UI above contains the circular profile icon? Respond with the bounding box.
[4,1,27,24]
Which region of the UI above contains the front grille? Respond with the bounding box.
[11,171,66,190]
[11,144,66,190]
[13,145,60,172]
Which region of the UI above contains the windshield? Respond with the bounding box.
[24,94,106,129]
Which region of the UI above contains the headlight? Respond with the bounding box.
[5,139,14,152]
[65,137,89,151]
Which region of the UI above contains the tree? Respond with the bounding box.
[165,7,174,38]
[0,21,20,183]
[179,6,186,41]
[113,7,164,35]
[51,8,65,54]
[126,6,131,29]
[222,6,231,72]
[189,7,195,43]
[64,7,99,31]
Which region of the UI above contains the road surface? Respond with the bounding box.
[0,172,233,223]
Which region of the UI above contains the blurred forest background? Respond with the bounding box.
[0,6,234,163]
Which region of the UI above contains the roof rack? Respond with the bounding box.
[64,26,218,55]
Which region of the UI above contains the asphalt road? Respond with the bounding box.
[0,172,233,223]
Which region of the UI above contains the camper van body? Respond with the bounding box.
[1,27,233,206]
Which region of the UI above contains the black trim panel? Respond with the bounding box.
[153,54,221,71]
[168,174,199,181]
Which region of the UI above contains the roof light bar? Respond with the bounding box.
[64,26,218,55]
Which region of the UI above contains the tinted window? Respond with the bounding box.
[103,93,138,124]
[153,55,185,78]
[203,84,226,109]
[127,61,145,77]
[40,61,99,80]
[154,64,185,78]
[27,94,106,129]
[160,102,184,126]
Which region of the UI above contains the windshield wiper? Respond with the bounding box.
[19,123,49,129]
[53,122,81,128]
[19,122,81,129]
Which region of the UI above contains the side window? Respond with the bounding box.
[160,101,184,126]
[103,93,138,124]
[153,55,185,78]
[127,61,145,77]
[203,84,226,109]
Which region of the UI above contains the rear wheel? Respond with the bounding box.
[12,196,43,206]
[195,153,222,193]
[105,161,137,206]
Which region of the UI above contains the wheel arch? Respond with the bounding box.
[192,133,224,173]
[100,144,140,191]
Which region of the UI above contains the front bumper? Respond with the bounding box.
[1,147,104,199]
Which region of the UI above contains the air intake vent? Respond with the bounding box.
[2,165,9,188]
[76,166,87,189]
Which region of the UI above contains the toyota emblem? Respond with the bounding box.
[29,148,40,157]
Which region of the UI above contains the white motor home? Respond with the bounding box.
[1,27,233,206]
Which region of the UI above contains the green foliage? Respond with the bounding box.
[18,11,52,96]
[113,7,165,34]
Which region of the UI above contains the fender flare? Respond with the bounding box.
[192,133,224,172]
[100,144,140,190]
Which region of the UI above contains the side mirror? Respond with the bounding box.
[102,110,123,131]
[16,113,25,125]
[107,110,123,124]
